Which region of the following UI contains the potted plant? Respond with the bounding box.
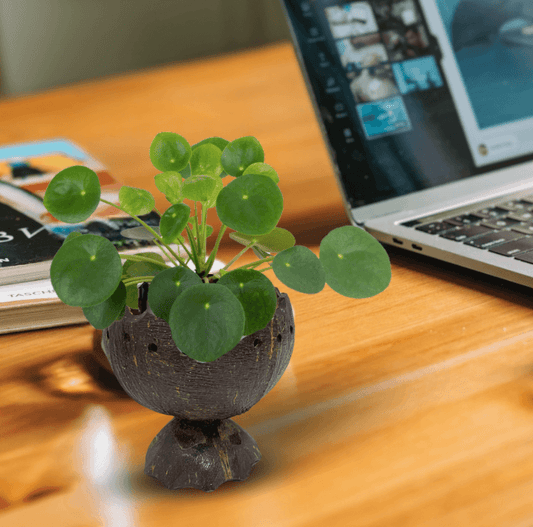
[43,132,391,491]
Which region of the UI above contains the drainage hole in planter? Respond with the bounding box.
[254,339,262,347]
[148,343,157,352]
[123,332,130,341]
[277,334,282,342]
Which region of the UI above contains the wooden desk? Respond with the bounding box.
[2,42,533,527]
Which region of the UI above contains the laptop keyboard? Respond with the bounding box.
[402,195,533,264]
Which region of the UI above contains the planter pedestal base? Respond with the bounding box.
[145,417,261,491]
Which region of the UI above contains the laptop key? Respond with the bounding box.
[464,230,523,249]
[415,221,456,234]
[440,225,493,241]
[481,218,521,229]
[506,211,533,222]
[512,224,533,235]
[443,214,482,226]
[489,237,533,256]
[514,252,533,264]
[472,207,508,219]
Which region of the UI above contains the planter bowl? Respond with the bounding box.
[101,283,295,491]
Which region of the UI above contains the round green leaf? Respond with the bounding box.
[243,162,279,183]
[229,227,295,253]
[169,283,245,362]
[123,260,167,279]
[125,282,141,309]
[63,231,83,244]
[150,132,191,172]
[50,234,122,307]
[179,163,192,180]
[43,166,101,223]
[193,137,229,151]
[190,144,223,177]
[119,186,155,216]
[160,203,191,244]
[147,266,202,321]
[216,174,283,235]
[122,252,166,276]
[82,281,127,329]
[273,245,325,294]
[182,174,218,203]
[319,225,391,298]
[218,269,277,336]
[120,225,160,240]
[193,137,230,177]
[204,175,223,208]
[154,171,183,204]
[220,136,264,177]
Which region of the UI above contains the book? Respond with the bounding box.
[0,139,223,335]
[0,138,183,287]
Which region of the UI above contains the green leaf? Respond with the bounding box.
[179,163,192,180]
[190,144,223,177]
[272,245,325,294]
[63,231,83,244]
[243,162,279,184]
[122,252,168,276]
[220,136,264,177]
[216,174,283,235]
[119,186,155,216]
[123,259,168,279]
[50,234,122,307]
[43,166,101,223]
[147,266,202,322]
[150,132,191,172]
[182,174,223,207]
[120,225,160,240]
[125,283,141,309]
[319,225,391,298]
[169,283,245,362]
[218,269,277,336]
[160,203,191,244]
[82,281,127,329]
[229,227,295,253]
[193,137,229,151]
[154,171,183,204]
[193,137,230,177]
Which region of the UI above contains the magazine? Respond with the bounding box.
[0,138,212,334]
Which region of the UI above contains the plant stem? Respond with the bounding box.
[204,225,227,274]
[222,242,255,271]
[185,224,201,270]
[201,203,208,262]
[152,239,178,266]
[234,255,275,270]
[100,199,186,266]
[122,275,155,286]
[120,253,170,266]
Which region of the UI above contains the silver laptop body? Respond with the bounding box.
[280,0,533,288]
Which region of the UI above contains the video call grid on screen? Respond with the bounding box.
[320,0,533,168]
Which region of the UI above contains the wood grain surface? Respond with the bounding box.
[1,41,533,527]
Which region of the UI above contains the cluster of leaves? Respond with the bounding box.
[43,133,391,362]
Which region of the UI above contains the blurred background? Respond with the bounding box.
[0,0,291,97]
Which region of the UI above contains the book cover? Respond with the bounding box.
[0,138,206,334]
[0,139,177,286]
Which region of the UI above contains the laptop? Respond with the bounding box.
[279,0,533,288]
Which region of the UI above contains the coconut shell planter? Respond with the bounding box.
[101,283,294,491]
[42,132,391,492]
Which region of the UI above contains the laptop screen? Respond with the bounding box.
[280,0,533,208]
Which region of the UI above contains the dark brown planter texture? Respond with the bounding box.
[101,282,295,491]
